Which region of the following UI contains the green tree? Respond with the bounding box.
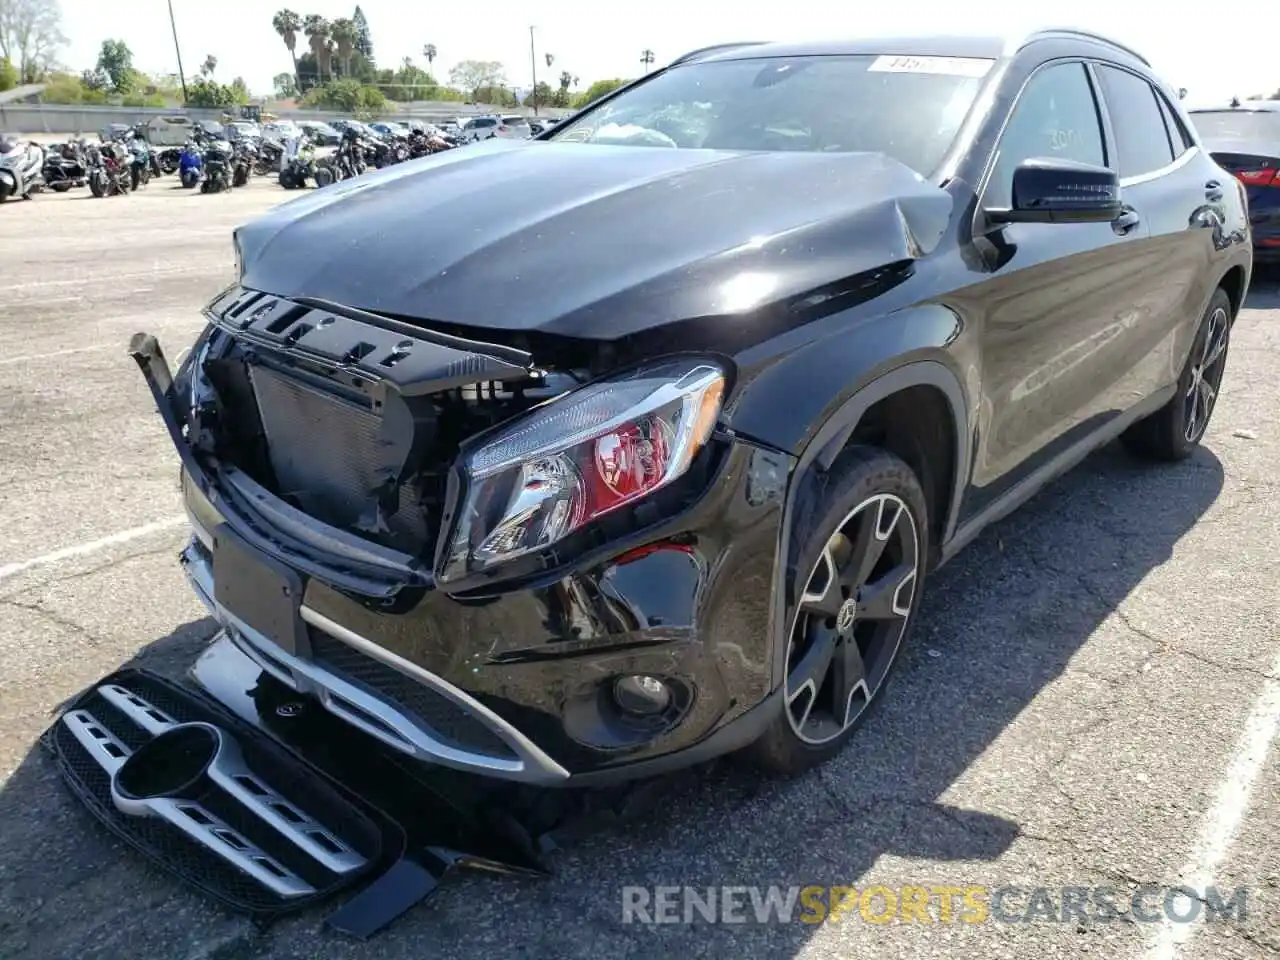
[573,77,629,109]
[472,84,515,107]
[554,70,572,107]
[303,15,331,84]
[449,59,505,98]
[352,5,373,63]
[0,0,67,83]
[522,81,553,109]
[95,38,135,92]
[272,9,302,92]
[79,66,107,90]
[186,76,237,107]
[302,76,386,117]
[0,56,18,90]
[200,54,217,78]
[273,71,297,99]
[229,76,250,102]
[331,17,357,78]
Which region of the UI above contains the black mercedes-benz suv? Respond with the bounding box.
[135,30,1251,787]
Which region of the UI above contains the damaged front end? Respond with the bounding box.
[55,284,769,931]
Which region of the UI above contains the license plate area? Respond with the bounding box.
[212,526,306,656]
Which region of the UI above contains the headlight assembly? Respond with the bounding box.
[440,358,726,582]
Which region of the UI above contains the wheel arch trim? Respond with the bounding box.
[767,359,971,689]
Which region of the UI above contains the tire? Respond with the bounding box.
[89,172,106,198]
[233,166,248,188]
[278,169,297,189]
[746,446,929,776]
[313,167,334,188]
[1121,288,1232,462]
[51,182,71,193]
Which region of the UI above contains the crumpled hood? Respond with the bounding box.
[236,138,953,339]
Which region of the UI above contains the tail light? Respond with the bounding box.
[1234,168,1280,186]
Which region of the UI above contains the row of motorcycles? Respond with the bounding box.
[278,125,457,190]
[1,119,465,202]
[2,123,208,200]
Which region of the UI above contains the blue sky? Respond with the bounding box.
[55,0,1278,107]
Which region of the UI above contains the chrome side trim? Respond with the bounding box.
[63,710,130,774]
[181,541,570,784]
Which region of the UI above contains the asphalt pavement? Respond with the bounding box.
[1,179,1279,960]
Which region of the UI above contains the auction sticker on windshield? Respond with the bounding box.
[868,55,994,77]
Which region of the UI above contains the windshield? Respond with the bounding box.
[548,54,989,174]
[1189,110,1280,142]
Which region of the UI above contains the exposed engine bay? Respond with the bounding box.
[185,287,586,557]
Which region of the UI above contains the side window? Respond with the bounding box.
[1095,65,1175,177]
[1156,93,1193,157]
[987,62,1106,209]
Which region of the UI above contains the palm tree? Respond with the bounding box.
[201,54,218,78]
[640,49,655,73]
[423,43,437,70]
[272,9,302,92]
[331,17,357,78]
[545,52,554,69]
[303,15,331,83]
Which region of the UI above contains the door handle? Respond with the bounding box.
[1112,209,1141,235]
[1205,180,1224,201]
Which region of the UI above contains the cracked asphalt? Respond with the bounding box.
[2,180,1279,960]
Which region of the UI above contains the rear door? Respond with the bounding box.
[1091,63,1217,395]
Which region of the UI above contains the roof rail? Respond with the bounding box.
[669,42,769,67]
[1020,27,1150,66]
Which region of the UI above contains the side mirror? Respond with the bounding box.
[987,157,1121,225]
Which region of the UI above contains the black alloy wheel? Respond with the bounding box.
[749,446,928,775]
[1121,287,1233,461]
[1184,301,1229,444]
[785,491,920,744]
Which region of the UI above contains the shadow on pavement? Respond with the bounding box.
[0,431,1229,958]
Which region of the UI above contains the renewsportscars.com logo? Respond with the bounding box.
[620,884,1249,925]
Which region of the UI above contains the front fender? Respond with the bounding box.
[721,304,975,692]
[723,303,970,460]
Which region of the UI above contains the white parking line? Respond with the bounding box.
[0,267,207,293]
[0,516,187,582]
[0,344,112,366]
[1145,649,1280,959]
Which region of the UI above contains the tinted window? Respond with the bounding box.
[1156,94,1192,155]
[986,62,1105,208]
[1095,65,1174,177]
[1188,110,1280,141]
[548,54,989,175]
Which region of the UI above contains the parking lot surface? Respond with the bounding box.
[1,180,1279,960]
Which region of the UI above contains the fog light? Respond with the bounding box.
[612,675,671,717]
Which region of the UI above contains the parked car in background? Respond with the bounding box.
[1188,100,1280,261]
[498,116,533,139]
[369,121,411,139]
[262,120,302,143]
[224,121,262,145]
[459,115,501,141]
[138,31,1249,808]
[297,120,341,146]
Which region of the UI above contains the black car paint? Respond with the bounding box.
[235,142,953,340]
[165,34,1250,784]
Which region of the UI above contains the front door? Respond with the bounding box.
[951,60,1155,515]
